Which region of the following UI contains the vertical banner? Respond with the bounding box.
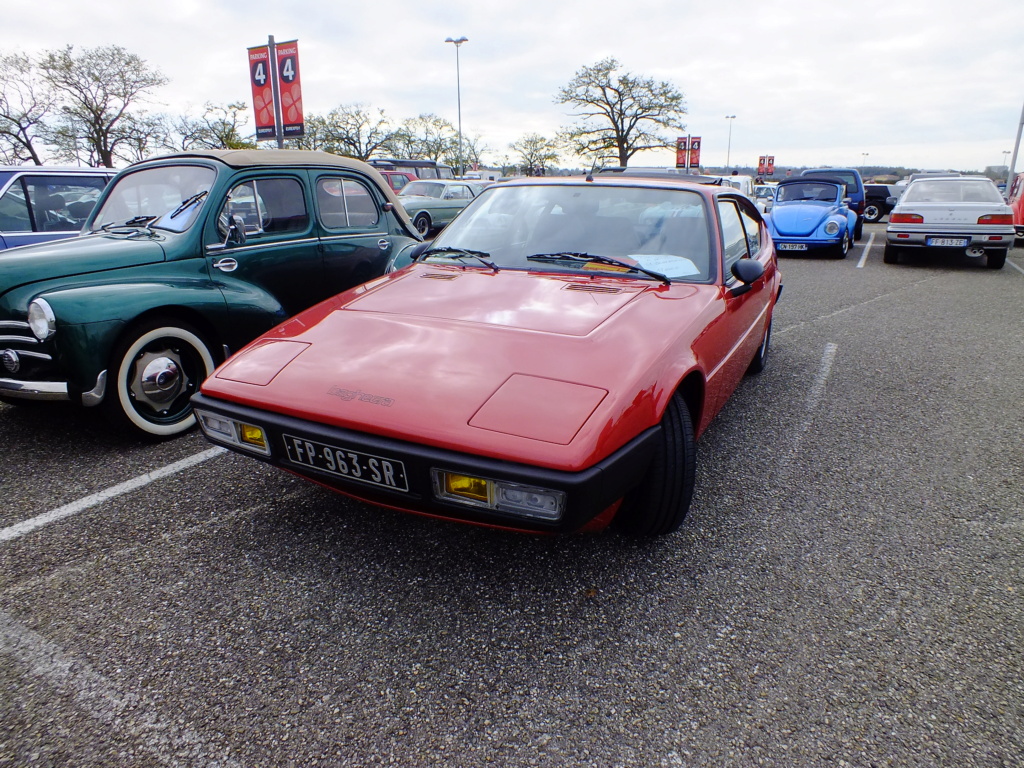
[676,137,689,168]
[766,156,776,175]
[688,137,701,170]
[248,45,276,140]
[758,156,767,175]
[275,40,304,138]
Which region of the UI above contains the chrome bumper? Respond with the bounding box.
[0,370,106,405]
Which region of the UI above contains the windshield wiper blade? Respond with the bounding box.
[417,246,499,270]
[123,215,157,227]
[527,252,671,285]
[169,190,208,219]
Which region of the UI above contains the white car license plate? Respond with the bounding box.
[283,434,409,492]
[778,243,807,251]
[926,237,968,247]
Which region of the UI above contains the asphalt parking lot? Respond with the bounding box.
[1,222,1022,767]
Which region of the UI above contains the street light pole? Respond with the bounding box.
[445,36,468,176]
[725,115,736,170]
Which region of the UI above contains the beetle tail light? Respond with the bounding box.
[978,214,1013,224]
[889,213,924,224]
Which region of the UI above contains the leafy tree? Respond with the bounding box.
[556,57,686,167]
[38,45,168,167]
[510,133,560,176]
[0,52,54,164]
[169,102,255,151]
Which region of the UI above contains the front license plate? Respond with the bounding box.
[926,237,968,247]
[282,434,409,492]
[778,243,807,251]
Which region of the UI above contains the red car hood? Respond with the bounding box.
[202,265,711,470]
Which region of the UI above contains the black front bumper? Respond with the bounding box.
[191,393,660,533]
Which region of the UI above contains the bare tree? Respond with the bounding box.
[556,57,686,167]
[394,114,457,163]
[510,133,560,176]
[169,102,255,151]
[0,52,55,164]
[38,45,168,167]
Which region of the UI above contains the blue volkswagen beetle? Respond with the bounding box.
[766,177,857,258]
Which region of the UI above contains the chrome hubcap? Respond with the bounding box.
[130,350,190,410]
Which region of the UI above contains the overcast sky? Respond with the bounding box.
[4,0,1023,172]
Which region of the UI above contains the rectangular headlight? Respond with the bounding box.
[195,409,270,455]
[432,470,565,521]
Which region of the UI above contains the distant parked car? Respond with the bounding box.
[0,166,114,251]
[884,175,1014,269]
[398,179,482,235]
[753,184,776,213]
[378,169,418,193]
[766,177,857,258]
[801,167,866,240]
[1005,171,1024,242]
[863,183,902,223]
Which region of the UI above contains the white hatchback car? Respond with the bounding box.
[884,176,1014,269]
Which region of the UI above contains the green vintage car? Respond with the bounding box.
[398,179,483,235]
[0,149,421,438]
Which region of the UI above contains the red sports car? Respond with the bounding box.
[192,174,782,535]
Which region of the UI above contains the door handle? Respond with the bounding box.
[212,257,238,272]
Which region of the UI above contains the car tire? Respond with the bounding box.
[746,319,772,375]
[414,213,432,236]
[853,218,863,241]
[614,392,696,537]
[986,248,1007,269]
[883,243,900,264]
[834,232,850,259]
[863,204,882,223]
[103,318,217,439]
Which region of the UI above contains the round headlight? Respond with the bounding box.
[27,298,56,340]
[824,221,840,236]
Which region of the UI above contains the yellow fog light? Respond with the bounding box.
[442,472,491,503]
[239,423,267,451]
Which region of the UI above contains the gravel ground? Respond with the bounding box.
[1,227,1021,767]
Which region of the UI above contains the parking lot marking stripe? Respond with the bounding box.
[1006,258,1024,276]
[0,447,226,543]
[857,232,875,268]
[0,610,244,766]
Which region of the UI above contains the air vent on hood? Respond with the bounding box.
[565,283,623,294]
[420,272,460,280]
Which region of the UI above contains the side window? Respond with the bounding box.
[737,203,762,256]
[23,175,109,231]
[316,177,380,230]
[0,182,31,233]
[717,199,750,274]
[219,177,308,237]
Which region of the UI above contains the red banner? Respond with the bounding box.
[758,156,767,175]
[688,137,701,169]
[275,40,304,138]
[675,137,689,168]
[766,156,775,175]
[248,46,276,140]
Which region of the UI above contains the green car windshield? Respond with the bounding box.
[91,165,216,233]
[427,183,714,282]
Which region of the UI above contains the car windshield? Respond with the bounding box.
[427,182,714,282]
[401,181,444,198]
[901,179,1004,204]
[776,182,840,202]
[91,165,216,233]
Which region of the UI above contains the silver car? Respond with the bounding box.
[884,176,1014,269]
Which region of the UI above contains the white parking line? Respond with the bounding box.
[0,447,226,543]
[857,231,875,268]
[1006,258,1024,276]
[0,610,243,766]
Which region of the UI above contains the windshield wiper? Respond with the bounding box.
[123,215,158,227]
[417,246,499,271]
[527,252,671,285]
[169,190,208,219]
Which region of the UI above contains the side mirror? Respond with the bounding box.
[225,215,246,247]
[842,197,852,205]
[408,241,433,261]
[886,196,898,205]
[729,258,764,297]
